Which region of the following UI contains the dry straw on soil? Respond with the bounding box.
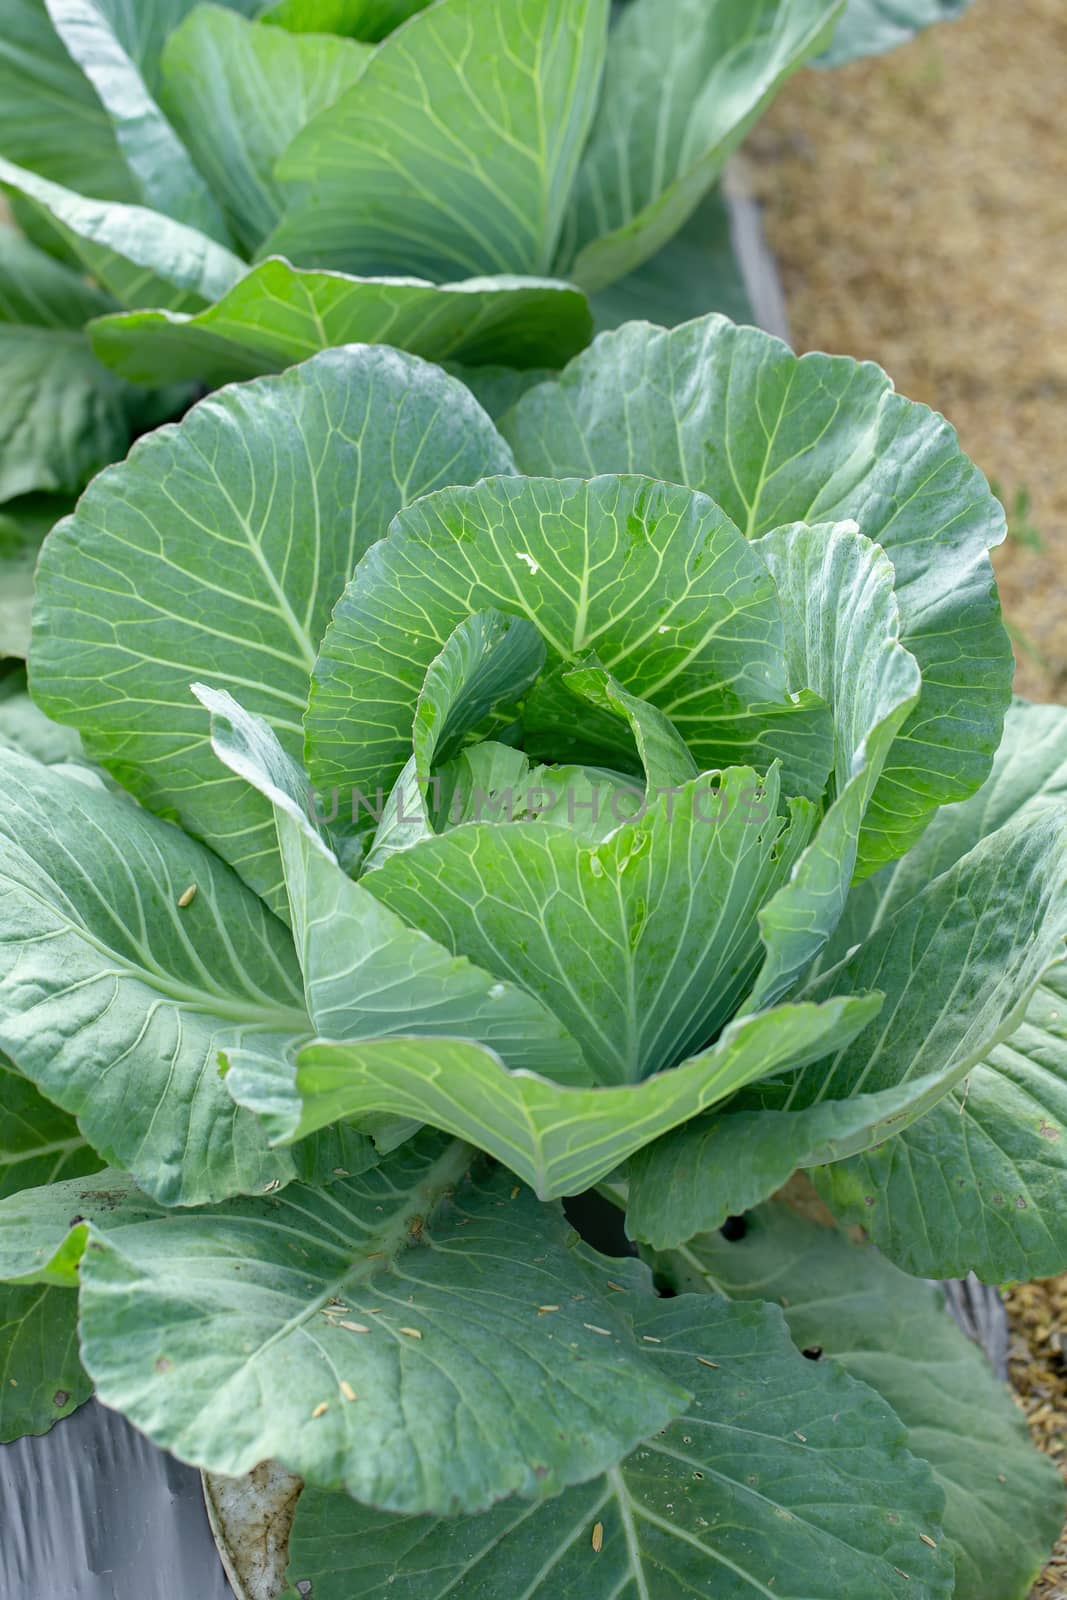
[1008,1276,1067,1598]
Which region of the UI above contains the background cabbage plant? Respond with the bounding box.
[0,314,1062,1596]
[0,0,974,657]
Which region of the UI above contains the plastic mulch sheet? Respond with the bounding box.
[0,1400,233,1599]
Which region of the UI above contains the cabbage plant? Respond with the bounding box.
[0,0,975,658]
[0,314,1063,1596]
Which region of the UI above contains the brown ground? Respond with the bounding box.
[747,1,1066,1589]
[1008,1276,1067,1598]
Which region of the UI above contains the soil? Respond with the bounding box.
[746,2,1066,1590]
[1007,1276,1067,1598]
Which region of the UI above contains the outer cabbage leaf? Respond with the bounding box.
[43,0,231,239]
[557,0,842,292]
[159,7,369,253]
[0,1146,690,1514]
[0,1282,90,1441]
[0,667,89,764]
[815,699,1067,1280]
[819,0,972,67]
[227,993,879,1200]
[0,750,314,1205]
[503,317,1013,872]
[0,1056,101,1199]
[268,0,610,277]
[285,1291,952,1599]
[0,229,177,504]
[626,797,1067,1248]
[0,1053,101,1441]
[0,322,151,502]
[30,346,514,915]
[817,697,1067,942]
[0,0,134,200]
[819,966,1067,1284]
[0,504,49,660]
[673,1204,1063,1600]
[0,157,244,312]
[0,223,113,326]
[0,1167,164,1286]
[90,259,593,385]
[64,0,264,89]
[625,1065,950,1250]
[200,685,590,1083]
